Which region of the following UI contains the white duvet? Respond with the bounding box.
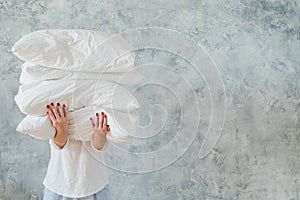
[12,29,144,144]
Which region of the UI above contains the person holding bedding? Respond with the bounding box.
[42,102,112,200]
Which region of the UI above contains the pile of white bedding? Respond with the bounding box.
[12,29,144,144]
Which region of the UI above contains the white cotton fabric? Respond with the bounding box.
[11,29,135,72]
[13,29,143,144]
[42,135,109,198]
[14,79,140,116]
[66,106,136,142]
[19,62,145,87]
[17,106,136,143]
[16,115,56,140]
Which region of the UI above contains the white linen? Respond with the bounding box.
[16,114,56,140]
[43,135,109,198]
[20,62,145,87]
[13,29,142,144]
[17,106,135,143]
[14,79,140,116]
[11,29,135,72]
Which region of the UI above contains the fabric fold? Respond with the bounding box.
[13,29,142,144]
[17,106,135,143]
[20,62,145,87]
[14,79,140,116]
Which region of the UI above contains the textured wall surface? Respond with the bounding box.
[0,0,299,199]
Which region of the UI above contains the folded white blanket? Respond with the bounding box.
[12,29,135,72]
[15,79,140,116]
[13,29,143,144]
[19,62,144,87]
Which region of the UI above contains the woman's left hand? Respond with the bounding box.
[90,112,110,136]
[90,112,110,150]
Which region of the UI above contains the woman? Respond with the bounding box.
[42,102,112,200]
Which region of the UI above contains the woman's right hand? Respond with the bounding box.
[46,102,68,148]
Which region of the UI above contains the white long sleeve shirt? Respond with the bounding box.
[42,136,109,198]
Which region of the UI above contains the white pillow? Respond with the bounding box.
[16,106,135,143]
[20,62,145,88]
[11,29,135,73]
[14,79,140,116]
[16,115,56,140]
[68,106,135,143]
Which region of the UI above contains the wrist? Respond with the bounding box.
[55,138,68,149]
[53,130,68,149]
[56,127,68,136]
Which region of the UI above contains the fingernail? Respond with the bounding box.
[57,102,60,106]
[96,113,99,116]
[104,115,107,118]
[46,105,50,109]
[63,104,66,108]
[47,111,48,114]
[90,117,92,120]
[101,112,104,115]
[50,102,54,106]
[107,125,109,127]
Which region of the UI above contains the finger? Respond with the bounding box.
[63,104,68,119]
[96,113,99,128]
[90,117,95,128]
[100,112,104,129]
[57,102,64,119]
[47,103,56,120]
[46,104,56,122]
[103,113,107,128]
[50,102,60,119]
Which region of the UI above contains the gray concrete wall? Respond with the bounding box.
[0,0,299,199]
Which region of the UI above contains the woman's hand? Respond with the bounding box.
[90,112,110,150]
[46,102,68,149]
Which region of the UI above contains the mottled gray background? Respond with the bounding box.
[1,0,300,199]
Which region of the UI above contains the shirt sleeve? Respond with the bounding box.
[90,138,108,152]
[49,136,70,150]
